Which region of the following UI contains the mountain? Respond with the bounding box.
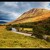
[6,8,50,24]
[0,21,7,24]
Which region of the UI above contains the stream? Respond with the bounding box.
[12,28,17,32]
[11,27,32,37]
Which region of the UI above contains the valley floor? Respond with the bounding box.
[0,27,50,48]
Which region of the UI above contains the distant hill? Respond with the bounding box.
[6,8,50,24]
[0,21,7,24]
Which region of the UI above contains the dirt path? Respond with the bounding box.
[12,31,36,38]
[12,31,31,36]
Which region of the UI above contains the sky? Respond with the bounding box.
[0,2,50,23]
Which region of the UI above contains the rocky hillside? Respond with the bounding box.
[6,8,50,24]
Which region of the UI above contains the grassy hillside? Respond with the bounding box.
[3,8,50,48]
[0,27,50,48]
[6,8,50,24]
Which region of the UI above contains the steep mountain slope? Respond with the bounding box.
[6,8,50,24]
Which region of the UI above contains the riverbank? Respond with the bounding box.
[12,31,31,36]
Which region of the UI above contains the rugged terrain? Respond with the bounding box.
[7,8,50,24]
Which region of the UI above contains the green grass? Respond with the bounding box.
[24,28,32,31]
[0,28,50,48]
[19,28,32,32]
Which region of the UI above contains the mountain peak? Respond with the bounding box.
[17,8,50,20]
[6,8,50,24]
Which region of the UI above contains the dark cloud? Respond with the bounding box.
[0,2,4,6]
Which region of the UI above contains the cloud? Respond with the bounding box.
[0,2,50,13]
[0,2,50,23]
[4,2,18,6]
[9,12,21,19]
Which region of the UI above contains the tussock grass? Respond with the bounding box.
[0,27,50,48]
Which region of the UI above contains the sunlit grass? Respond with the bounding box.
[0,27,50,48]
[24,28,32,31]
